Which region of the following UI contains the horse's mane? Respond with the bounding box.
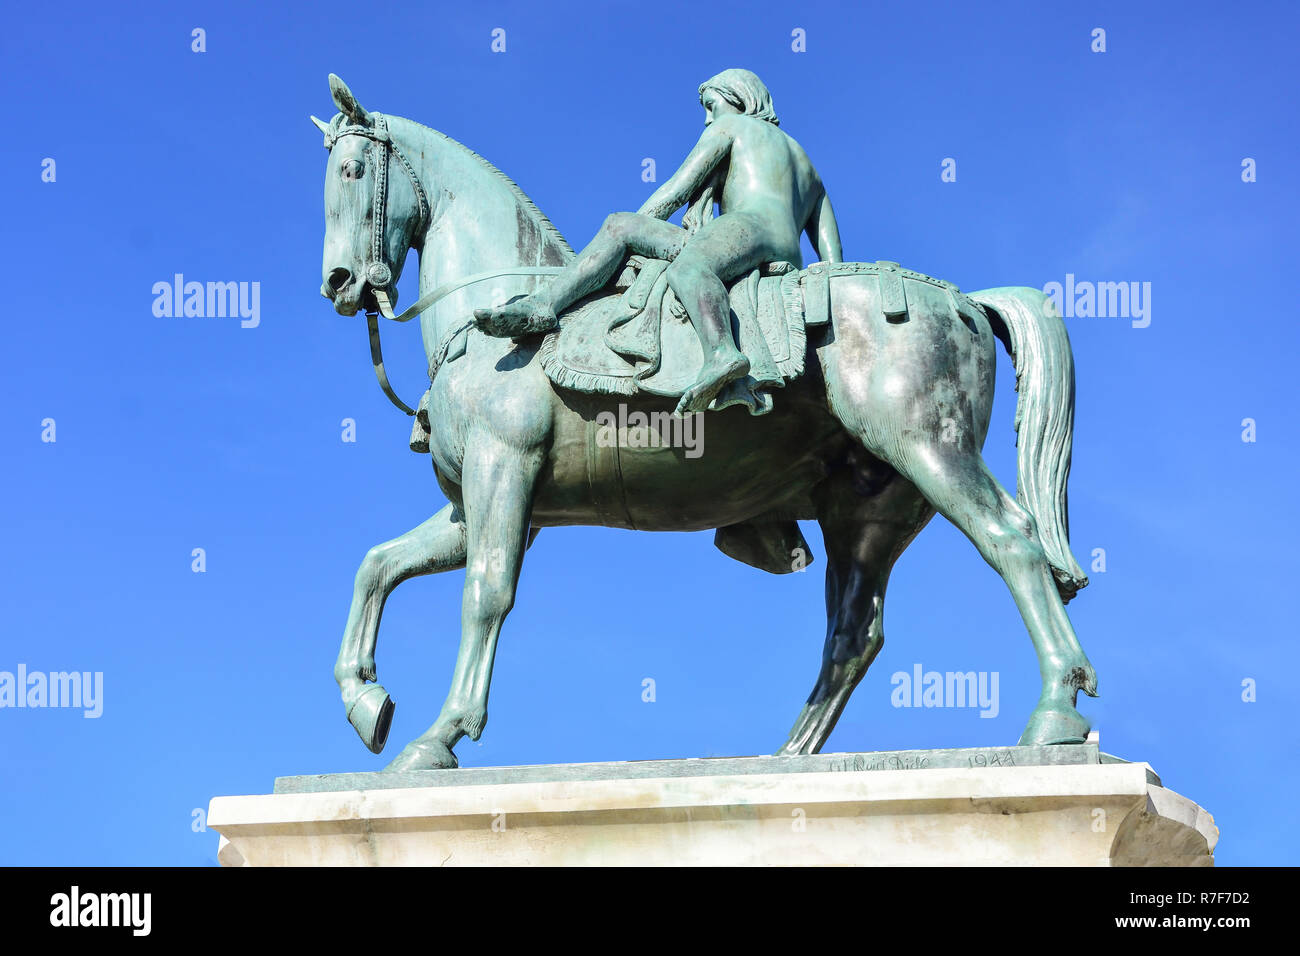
[394,115,575,261]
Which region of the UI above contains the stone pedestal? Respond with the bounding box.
[208,744,1217,866]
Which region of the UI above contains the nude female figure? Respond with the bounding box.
[474,68,843,415]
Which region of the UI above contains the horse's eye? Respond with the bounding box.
[342,159,364,181]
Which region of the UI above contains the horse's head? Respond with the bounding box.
[314,74,429,317]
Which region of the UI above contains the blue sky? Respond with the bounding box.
[2,0,1296,866]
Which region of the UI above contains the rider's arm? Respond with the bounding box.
[806,189,843,263]
[637,122,732,220]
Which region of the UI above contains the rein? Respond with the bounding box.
[365,266,565,416]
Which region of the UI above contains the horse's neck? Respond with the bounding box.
[393,116,573,360]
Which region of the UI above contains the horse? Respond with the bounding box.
[313,74,1097,771]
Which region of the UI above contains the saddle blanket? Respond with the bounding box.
[537,258,814,416]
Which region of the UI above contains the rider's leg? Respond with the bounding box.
[545,213,686,315]
[475,213,686,337]
[667,213,788,414]
[666,251,749,415]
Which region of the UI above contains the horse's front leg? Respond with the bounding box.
[385,440,541,771]
[335,503,468,753]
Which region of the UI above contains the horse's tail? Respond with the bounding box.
[968,286,1089,603]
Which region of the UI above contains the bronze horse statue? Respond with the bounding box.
[314,75,1096,771]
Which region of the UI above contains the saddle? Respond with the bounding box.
[537,256,819,416]
[534,257,989,415]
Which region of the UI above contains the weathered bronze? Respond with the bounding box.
[315,71,1096,771]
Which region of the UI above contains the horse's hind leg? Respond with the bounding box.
[385,442,540,771]
[779,462,933,755]
[888,443,1097,745]
[335,503,468,753]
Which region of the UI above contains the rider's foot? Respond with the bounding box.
[473,297,558,338]
[675,351,750,416]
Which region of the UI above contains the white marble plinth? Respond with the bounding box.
[208,749,1217,866]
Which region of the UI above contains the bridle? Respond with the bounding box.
[326,114,564,416]
[325,113,431,301]
[326,113,430,415]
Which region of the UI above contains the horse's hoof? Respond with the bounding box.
[384,738,458,771]
[346,684,394,754]
[1017,703,1091,746]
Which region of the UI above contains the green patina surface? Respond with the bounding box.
[315,71,1101,773]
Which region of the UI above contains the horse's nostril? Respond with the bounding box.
[327,267,353,294]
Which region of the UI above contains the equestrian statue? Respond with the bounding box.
[313,69,1096,771]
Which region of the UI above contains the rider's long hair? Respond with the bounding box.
[698,69,780,127]
[683,70,780,233]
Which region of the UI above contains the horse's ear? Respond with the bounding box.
[329,74,369,125]
[310,115,331,137]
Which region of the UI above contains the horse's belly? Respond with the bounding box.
[531,391,843,530]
